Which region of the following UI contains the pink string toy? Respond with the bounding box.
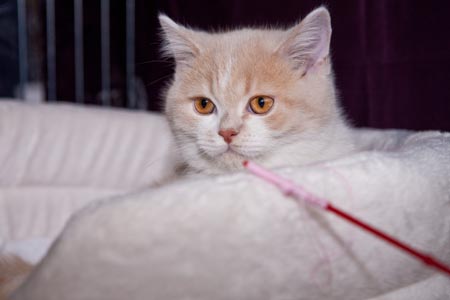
[242,160,450,277]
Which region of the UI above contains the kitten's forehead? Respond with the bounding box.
[184,29,291,103]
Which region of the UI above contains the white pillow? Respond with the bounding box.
[0,101,177,188]
[12,129,450,300]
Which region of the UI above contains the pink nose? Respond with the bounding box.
[218,129,238,144]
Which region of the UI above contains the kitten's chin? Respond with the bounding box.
[216,149,247,169]
[222,148,247,161]
[190,141,268,174]
[195,149,248,174]
[204,144,257,162]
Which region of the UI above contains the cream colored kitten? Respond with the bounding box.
[160,6,355,175]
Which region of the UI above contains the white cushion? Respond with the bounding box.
[12,128,450,300]
[0,100,176,188]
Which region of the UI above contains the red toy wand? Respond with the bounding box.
[243,160,450,276]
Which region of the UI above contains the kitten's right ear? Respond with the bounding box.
[277,7,332,75]
[159,14,200,66]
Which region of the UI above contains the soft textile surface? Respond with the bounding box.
[12,129,450,300]
[0,100,176,188]
[0,100,176,262]
[0,187,125,263]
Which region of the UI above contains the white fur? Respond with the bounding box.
[219,57,234,91]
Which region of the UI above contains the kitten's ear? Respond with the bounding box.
[278,7,332,74]
[159,14,200,66]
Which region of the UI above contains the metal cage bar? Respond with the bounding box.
[126,0,136,108]
[17,0,28,99]
[100,0,111,106]
[46,0,56,101]
[74,0,85,103]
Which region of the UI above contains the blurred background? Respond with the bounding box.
[0,0,449,130]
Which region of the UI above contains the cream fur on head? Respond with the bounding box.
[160,7,355,175]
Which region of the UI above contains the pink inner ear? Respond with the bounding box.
[301,28,330,74]
[302,26,331,73]
[313,28,330,64]
[159,15,199,66]
[280,8,331,73]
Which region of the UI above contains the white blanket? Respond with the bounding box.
[11,127,450,299]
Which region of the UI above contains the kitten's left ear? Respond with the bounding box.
[278,7,332,74]
[159,14,200,66]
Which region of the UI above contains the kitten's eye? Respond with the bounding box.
[248,96,274,114]
[194,98,215,114]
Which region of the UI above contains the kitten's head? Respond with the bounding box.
[160,7,348,174]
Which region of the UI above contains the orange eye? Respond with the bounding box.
[194,98,215,114]
[248,96,274,114]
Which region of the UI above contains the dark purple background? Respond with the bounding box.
[53,0,450,131]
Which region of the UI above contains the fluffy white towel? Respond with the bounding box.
[12,129,450,300]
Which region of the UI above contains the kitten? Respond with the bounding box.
[160,6,355,175]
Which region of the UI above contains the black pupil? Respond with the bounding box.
[201,99,208,108]
[258,97,265,108]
